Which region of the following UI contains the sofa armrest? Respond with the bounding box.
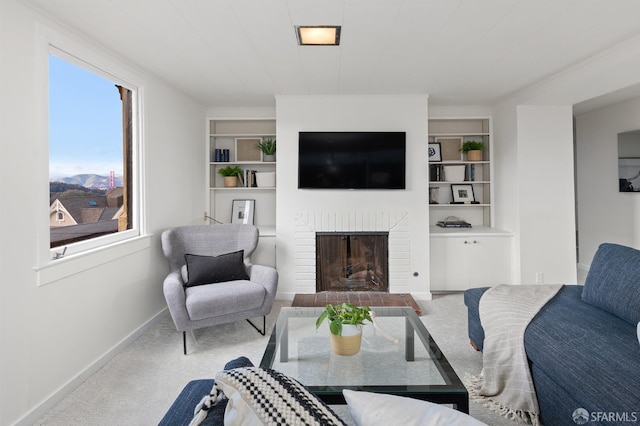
[464,287,489,351]
[163,271,190,331]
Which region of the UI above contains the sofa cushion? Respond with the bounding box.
[184,251,249,287]
[209,367,346,426]
[526,285,640,415]
[343,389,485,426]
[185,281,265,321]
[582,243,640,325]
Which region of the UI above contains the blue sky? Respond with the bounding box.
[49,54,123,180]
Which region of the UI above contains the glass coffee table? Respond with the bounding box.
[260,306,468,413]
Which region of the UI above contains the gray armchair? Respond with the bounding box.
[161,224,278,354]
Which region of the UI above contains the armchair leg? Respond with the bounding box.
[183,331,187,355]
[246,316,266,336]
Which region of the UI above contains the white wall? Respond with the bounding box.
[490,34,640,285]
[275,95,430,299]
[575,97,640,269]
[516,106,577,284]
[0,2,205,425]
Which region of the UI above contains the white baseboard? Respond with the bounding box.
[14,308,168,426]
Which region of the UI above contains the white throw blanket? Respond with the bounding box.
[465,284,562,425]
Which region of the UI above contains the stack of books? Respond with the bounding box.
[436,218,472,228]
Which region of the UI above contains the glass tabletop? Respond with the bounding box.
[259,306,468,412]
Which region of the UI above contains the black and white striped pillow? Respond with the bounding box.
[191,367,346,426]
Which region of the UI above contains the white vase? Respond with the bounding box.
[444,165,465,182]
[255,172,276,187]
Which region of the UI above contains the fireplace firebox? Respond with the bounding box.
[315,232,389,292]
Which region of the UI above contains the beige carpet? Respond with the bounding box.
[33,295,516,426]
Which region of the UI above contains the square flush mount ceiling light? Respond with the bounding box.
[296,26,341,46]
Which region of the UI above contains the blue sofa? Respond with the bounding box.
[464,243,640,425]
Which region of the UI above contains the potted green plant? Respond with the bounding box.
[217,165,243,187]
[256,138,276,162]
[316,302,372,356]
[459,140,484,161]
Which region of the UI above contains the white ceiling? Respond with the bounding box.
[22,0,640,109]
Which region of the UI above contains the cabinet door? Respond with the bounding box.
[430,235,511,291]
[430,237,470,291]
[466,237,511,287]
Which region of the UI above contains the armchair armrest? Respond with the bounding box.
[163,271,190,331]
[248,264,279,308]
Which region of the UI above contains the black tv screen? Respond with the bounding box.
[298,131,406,190]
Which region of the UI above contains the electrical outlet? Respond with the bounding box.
[535,272,544,284]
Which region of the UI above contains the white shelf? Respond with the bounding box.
[429,203,490,207]
[430,225,511,236]
[430,181,490,185]
[210,187,275,191]
[212,133,275,138]
[430,161,490,165]
[211,161,276,165]
[429,132,490,137]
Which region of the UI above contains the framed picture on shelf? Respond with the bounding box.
[428,143,442,162]
[231,199,255,225]
[451,184,475,203]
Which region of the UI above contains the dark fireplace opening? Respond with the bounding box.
[316,232,389,292]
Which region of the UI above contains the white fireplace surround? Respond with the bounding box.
[293,210,411,294]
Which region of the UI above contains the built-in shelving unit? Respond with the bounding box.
[207,118,276,233]
[428,117,512,291]
[428,118,492,230]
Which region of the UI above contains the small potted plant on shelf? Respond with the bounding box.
[316,302,372,356]
[459,140,484,161]
[256,138,276,162]
[217,165,243,187]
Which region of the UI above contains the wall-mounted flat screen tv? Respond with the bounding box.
[298,131,406,190]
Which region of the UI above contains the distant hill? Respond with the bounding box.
[53,174,123,190]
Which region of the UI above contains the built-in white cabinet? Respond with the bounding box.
[430,229,512,291]
[207,118,277,266]
[428,117,512,291]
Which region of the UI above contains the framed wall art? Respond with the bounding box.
[428,143,442,162]
[451,184,475,203]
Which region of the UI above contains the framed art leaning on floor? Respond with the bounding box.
[231,199,255,225]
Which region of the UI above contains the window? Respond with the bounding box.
[48,48,140,258]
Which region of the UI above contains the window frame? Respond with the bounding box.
[35,27,148,284]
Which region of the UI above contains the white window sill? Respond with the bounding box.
[34,234,152,286]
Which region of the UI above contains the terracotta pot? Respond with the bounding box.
[223,176,238,187]
[467,150,482,161]
[329,324,363,356]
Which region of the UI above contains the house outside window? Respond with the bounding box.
[47,46,142,258]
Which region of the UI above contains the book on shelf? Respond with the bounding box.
[243,169,257,187]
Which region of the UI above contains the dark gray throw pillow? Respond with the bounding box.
[184,251,249,287]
